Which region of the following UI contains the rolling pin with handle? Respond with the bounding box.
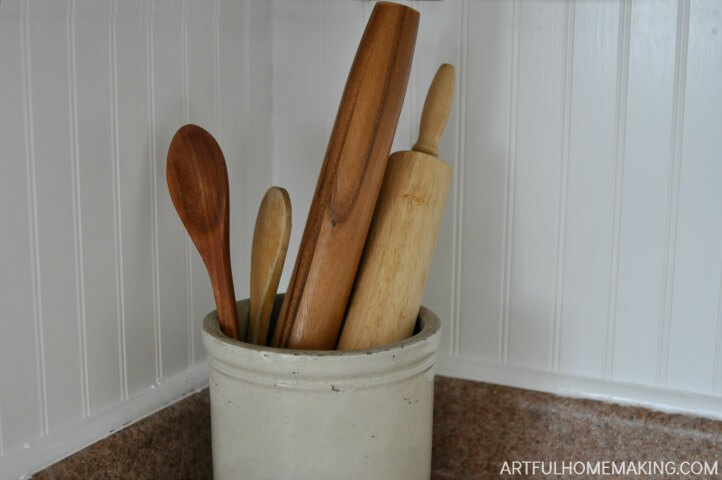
[271,2,419,350]
[337,64,455,351]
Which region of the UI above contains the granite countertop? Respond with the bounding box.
[35,376,722,479]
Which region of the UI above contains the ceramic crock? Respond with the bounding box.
[202,295,441,480]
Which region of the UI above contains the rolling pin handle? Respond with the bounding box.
[412,63,455,158]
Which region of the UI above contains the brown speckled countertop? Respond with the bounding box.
[35,376,722,479]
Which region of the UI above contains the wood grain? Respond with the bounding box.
[413,64,455,157]
[166,124,239,340]
[337,64,454,350]
[271,2,419,349]
[247,187,291,345]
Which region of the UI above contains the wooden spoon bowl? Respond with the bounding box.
[166,124,240,340]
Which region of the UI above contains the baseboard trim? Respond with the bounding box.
[435,354,722,421]
[2,362,209,480]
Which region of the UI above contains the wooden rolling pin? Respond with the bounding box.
[337,64,455,350]
[271,2,419,349]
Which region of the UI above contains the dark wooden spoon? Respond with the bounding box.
[166,124,240,340]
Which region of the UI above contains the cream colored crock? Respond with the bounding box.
[202,295,441,480]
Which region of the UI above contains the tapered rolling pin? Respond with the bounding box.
[337,64,455,351]
[271,2,419,349]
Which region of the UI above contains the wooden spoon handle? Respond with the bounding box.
[208,243,240,341]
[412,63,455,157]
[248,187,291,346]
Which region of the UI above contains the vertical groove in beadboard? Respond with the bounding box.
[448,0,459,356]
[245,0,253,268]
[213,0,221,136]
[412,0,420,141]
[109,0,128,400]
[714,266,722,395]
[146,0,162,383]
[243,0,251,185]
[551,1,576,372]
[21,0,49,437]
[605,0,632,380]
[67,0,90,417]
[211,0,221,367]
[500,0,521,365]
[181,0,194,366]
[203,0,221,363]
[407,0,418,149]
[451,0,469,357]
[448,0,460,356]
[318,1,324,157]
[657,0,690,387]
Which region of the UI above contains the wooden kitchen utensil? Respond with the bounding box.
[247,187,291,346]
[166,124,240,340]
[271,2,419,350]
[337,64,454,350]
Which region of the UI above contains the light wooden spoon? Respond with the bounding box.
[166,124,240,340]
[247,187,291,345]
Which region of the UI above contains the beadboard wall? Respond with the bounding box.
[0,0,272,477]
[1,0,721,478]
[272,0,722,415]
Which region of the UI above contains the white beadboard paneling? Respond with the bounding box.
[27,0,84,432]
[146,0,163,386]
[551,1,574,371]
[115,0,157,395]
[507,2,567,369]
[243,0,275,279]
[151,0,191,378]
[604,0,632,379]
[500,1,520,364]
[458,0,513,362]
[0,0,270,475]
[387,0,417,155]
[450,0,466,357]
[272,0,325,293]
[67,0,91,420]
[0,0,42,454]
[718,268,722,395]
[2,363,209,480]
[110,0,129,402]
[657,0,689,389]
[558,2,620,378]
[612,0,678,386]
[181,0,192,369]
[436,354,722,421]
[667,0,722,394]
[317,0,366,155]
[74,0,124,412]
[414,0,462,358]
